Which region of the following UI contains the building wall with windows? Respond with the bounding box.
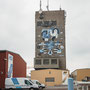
[34,58,60,69]
[34,10,66,70]
[31,69,69,86]
[71,68,90,81]
[32,10,67,86]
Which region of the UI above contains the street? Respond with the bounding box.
[43,86,77,90]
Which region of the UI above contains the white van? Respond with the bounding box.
[31,80,45,89]
[5,78,39,90]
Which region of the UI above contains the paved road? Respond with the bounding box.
[43,86,77,90]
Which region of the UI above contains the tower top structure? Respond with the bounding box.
[60,5,62,10]
[46,0,49,11]
[39,0,42,14]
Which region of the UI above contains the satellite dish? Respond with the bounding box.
[39,9,42,14]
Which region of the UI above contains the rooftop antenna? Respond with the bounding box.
[39,0,42,14]
[46,0,49,11]
[60,4,62,10]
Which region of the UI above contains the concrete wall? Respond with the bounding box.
[35,10,66,70]
[31,69,69,86]
[77,69,90,81]
[71,69,90,81]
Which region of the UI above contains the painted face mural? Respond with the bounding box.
[41,27,59,41]
[38,27,64,56]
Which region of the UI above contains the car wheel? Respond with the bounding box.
[30,88,34,90]
[39,87,42,90]
[9,88,13,90]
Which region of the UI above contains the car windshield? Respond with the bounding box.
[30,80,34,84]
[36,81,41,85]
[25,80,32,85]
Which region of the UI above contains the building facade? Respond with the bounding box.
[34,10,66,70]
[0,50,26,89]
[31,69,69,86]
[71,68,90,81]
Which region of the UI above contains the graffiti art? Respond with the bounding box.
[37,27,64,56]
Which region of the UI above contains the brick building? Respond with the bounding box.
[0,50,26,89]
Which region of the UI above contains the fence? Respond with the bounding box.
[76,81,90,90]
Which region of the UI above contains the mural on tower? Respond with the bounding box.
[37,27,64,56]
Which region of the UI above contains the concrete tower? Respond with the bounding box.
[34,10,66,70]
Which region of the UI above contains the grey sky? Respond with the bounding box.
[0,0,90,75]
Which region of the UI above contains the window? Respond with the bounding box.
[51,21,57,26]
[51,59,57,64]
[37,21,57,27]
[45,78,55,82]
[43,59,49,65]
[43,21,49,27]
[35,59,41,65]
[25,80,32,85]
[36,81,41,85]
[37,21,42,26]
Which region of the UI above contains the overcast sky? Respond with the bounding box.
[0,0,90,75]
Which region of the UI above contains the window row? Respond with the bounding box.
[35,59,57,65]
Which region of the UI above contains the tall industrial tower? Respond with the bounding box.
[34,9,66,70]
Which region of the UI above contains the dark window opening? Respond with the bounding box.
[51,59,57,64]
[35,59,41,65]
[37,21,57,27]
[43,59,49,65]
[45,78,55,82]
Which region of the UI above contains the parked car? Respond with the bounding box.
[5,78,39,90]
[31,80,45,89]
